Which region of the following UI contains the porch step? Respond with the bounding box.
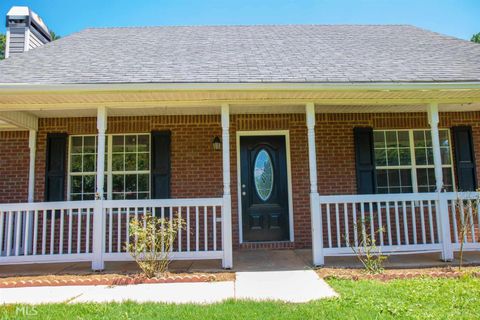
[239,241,295,250]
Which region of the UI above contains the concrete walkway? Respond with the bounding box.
[0,269,337,304]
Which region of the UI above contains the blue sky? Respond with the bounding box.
[1,0,479,40]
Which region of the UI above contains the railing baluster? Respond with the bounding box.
[402,201,409,245]
[427,200,434,244]
[59,209,64,254]
[178,206,182,252]
[24,211,30,256]
[15,211,22,256]
[377,201,383,246]
[420,200,426,244]
[459,200,466,243]
[343,203,349,246]
[451,200,459,243]
[326,204,332,248]
[33,210,38,255]
[411,201,417,245]
[42,210,47,255]
[195,206,199,252]
[385,202,392,246]
[204,206,208,251]
[86,208,91,254]
[108,208,113,253]
[6,212,13,256]
[213,206,217,251]
[369,202,374,242]
[50,210,55,255]
[68,209,72,254]
[477,200,480,243]
[117,207,122,253]
[468,200,475,242]
[125,208,130,249]
[394,201,400,245]
[360,202,366,244]
[77,208,82,254]
[134,207,139,246]
[352,203,358,247]
[0,211,4,256]
[187,206,191,252]
[335,203,340,247]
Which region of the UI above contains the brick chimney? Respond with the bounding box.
[5,6,52,59]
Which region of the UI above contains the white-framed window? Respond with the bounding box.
[68,134,150,200]
[373,129,454,194]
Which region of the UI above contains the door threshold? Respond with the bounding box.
[239,241,294,250]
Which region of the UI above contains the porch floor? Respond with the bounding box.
[0,250,479,277]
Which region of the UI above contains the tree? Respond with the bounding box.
[472,32,480,43]
[0,33,5,60]
[50,31,61,41]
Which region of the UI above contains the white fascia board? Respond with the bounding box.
[0,82,480,92]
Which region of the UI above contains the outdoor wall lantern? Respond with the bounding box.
[212,136,222,151]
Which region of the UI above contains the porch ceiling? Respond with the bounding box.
[0,87,480,113]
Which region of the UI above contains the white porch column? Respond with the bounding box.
[428,102,453,261]
[92,106,107,270]
[306,102,324,266]
[428,102,444,192]
[221,104,233,269]
[27,129,36,202]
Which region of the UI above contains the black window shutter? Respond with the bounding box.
[45,133,67,201]
[452,126,477,191]
[354,127,376,194]
[151,131,171,199]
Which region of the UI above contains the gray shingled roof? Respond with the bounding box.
[1,25,480,84]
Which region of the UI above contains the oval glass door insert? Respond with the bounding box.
[253,149,274,201]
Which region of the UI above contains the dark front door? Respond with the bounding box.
[240,135,290,242]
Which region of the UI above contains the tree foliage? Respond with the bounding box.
[0,33,5,60]
[472,32,480,43]
[50,31,61,41]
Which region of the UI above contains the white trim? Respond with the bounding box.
[1,82,480,91]
[236,130,294,243]
[4,29,10,59]
[23,28,30,52]
[27,130,36,202]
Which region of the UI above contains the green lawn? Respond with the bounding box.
[2,276,480,320]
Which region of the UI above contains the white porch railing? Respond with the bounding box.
[315,192,480,261]
[0,198,227,268]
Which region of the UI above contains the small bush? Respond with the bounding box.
[349,217,387,274]
[126,211,185,278]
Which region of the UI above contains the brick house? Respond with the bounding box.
[1,7,480,270]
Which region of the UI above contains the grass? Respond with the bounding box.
[1,276,479,319]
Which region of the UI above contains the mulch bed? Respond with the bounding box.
[0,272,235,288]
[317,266,480,281]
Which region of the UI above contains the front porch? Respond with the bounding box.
[1,86,480,270]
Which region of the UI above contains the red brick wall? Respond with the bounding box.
[0,131,29,203]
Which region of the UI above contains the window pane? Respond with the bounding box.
[71,155,82,172]
[138,153,149,170]
[413,131,425,147]
[71,194,82,201]
[426,148,434,165]
[374,131,385,148]
[388,170,400,188]
[439,130,450,147]
[441,147,451,164]
[125,153,136,171]
[416,168,428,187]
[387,149,399,166]
[138,174,149,192]
[375,149,387,166]
[112,136,124,153]
[376,170,388,187]
[71,137,83,154]
[386,131,397,147]
[397,131,410,148]
[125,174,137,192]
[415,148,427,165]
[83,136,96,153]
[112,174,124,193]
[125,135,137,152]
[400,169,412,189]
[424,131,432,147]
[71,176,82,194]
[138,135,149,152]
[112,154,124,171]
[83,154,95,172]
[138,192,149,199]
[83,175,95,193]
[113,193,124,200]
[399,148,411,165]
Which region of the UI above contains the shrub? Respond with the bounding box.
[126,211,185,278]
